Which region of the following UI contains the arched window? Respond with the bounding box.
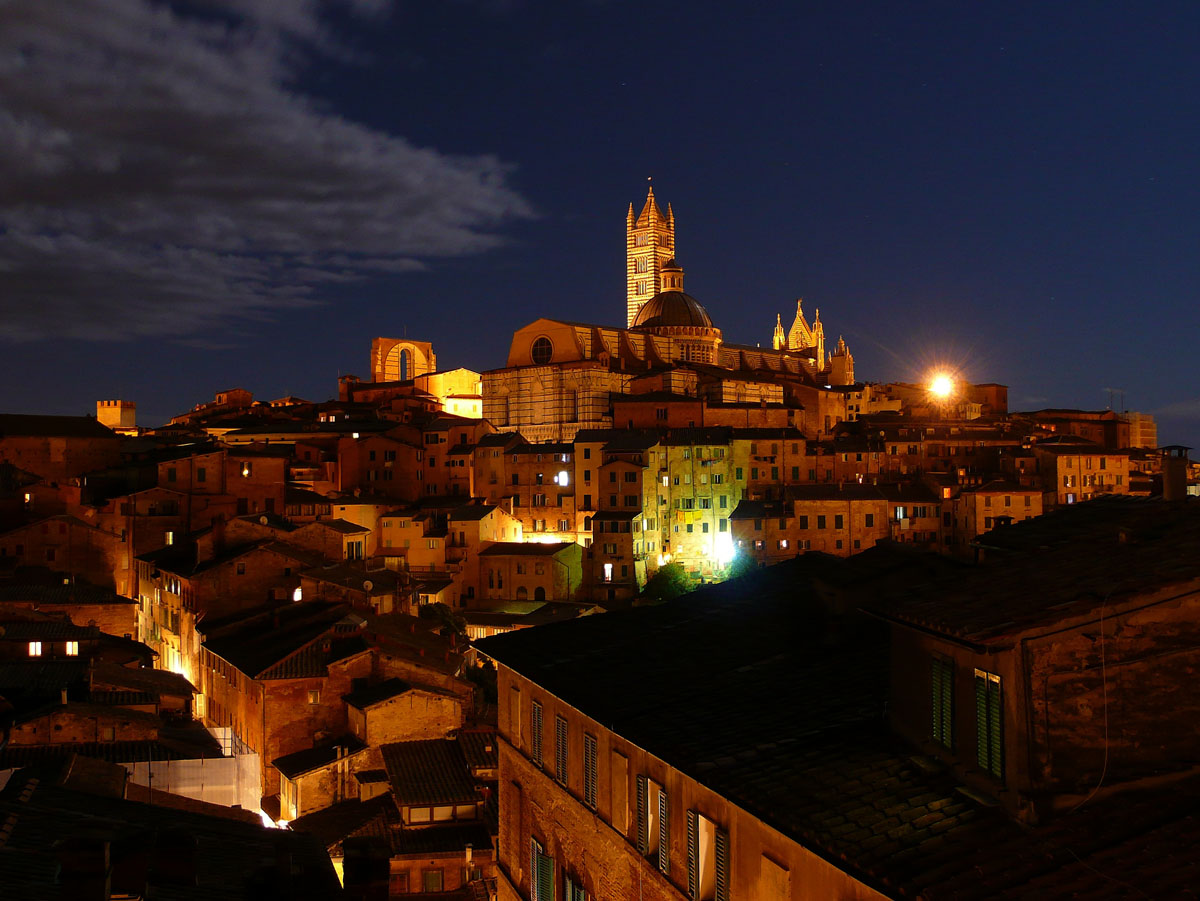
[516,586,528,601]
[399,348,411,381]
[531,337,553,366]
[534,587,546,602]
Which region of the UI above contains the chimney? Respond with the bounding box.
[1162,446,1190,502]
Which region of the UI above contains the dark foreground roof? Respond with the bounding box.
[477,543,1200,899]
[0,762,341,900]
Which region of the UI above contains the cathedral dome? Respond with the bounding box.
[631,291,715,330]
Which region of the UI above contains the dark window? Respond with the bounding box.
[865,513,874,527]
[835,514,844,530]
[817,515,826,529]
[531,336,553,365]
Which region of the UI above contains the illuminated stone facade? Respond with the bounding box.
[484,188,857,443]
[371,337,436,383]
[626,184,676,327]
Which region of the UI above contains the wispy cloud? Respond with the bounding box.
[0,0,530,341]
[1155,398,1200,420]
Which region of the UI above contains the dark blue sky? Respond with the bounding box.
[2,1,1197,444]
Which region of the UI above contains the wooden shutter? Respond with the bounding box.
[714,827,730,901]
[537,853,554,901]
[974,671,989,772]
[987,675,1003,779]
[931,657,953,748]
[530,838,541,901]
[687,809,699,899]
[974,669,1003,780]
[657,788,670,875]
[531,700,543,766]
[636,775,649,854]
[555,714,568,784]
[583,733,598,808]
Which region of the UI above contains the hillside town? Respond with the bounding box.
[1,189,1197,899]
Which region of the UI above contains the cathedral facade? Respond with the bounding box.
[482,187,855,441]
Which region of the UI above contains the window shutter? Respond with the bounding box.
[530,838,541,901]
[583,733,598,808]
[657,788,670,875]
[537,853,554,901]
[974,672,988,772]
[714,827,730,901]
[555,715,568,784]
[636,775,649,854]
[531,701,543,766]
[687,809,698,899]
[939,660,953,748]
[987,677,1003,780]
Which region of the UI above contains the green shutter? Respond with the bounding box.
[931,657,954,749]
[537,854,554,901]
[975,672,989,771]
[687,809,698,899]
[987,677,1003,780]
[975,670,1004,780]
[940,660,954,748]
[715,827,730,901]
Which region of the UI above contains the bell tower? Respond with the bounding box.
[626,181,676,327]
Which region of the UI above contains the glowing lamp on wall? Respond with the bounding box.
[714,532,735,567]
[555,470,569,487]
[929,373,954,399]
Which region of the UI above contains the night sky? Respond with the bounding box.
[2,1,1198,445]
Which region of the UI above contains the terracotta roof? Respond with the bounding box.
[273,735,368,779]
[477,541,572,557]
[342,677,411,710]
[380,739,480,807]
[0,414,117,439]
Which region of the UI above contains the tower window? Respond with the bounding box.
[531,337,553,365]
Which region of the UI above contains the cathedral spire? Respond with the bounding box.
[772,313,786,351]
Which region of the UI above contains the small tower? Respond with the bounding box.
[772,314,786,350]
[829,336,855,386]
[96,400,136,433]
[626,182,676,327]
[811,307,826,365]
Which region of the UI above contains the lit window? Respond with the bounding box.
[603,563,613,582]
[65,641,79,657]
[292,587,303,602]
[308,690,320,705]
[28,641,42,657]
[165,531,174,546]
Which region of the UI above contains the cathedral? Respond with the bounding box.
[625,185,853,384]
[481,186,855,441]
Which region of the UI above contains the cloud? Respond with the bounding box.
[1154,399,1200,420]
[0,0,530,341]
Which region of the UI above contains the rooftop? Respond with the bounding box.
[380,738,481,807]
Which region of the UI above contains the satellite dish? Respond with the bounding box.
[362,580,373,592]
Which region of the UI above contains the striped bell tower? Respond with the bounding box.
[626,181,676,327]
